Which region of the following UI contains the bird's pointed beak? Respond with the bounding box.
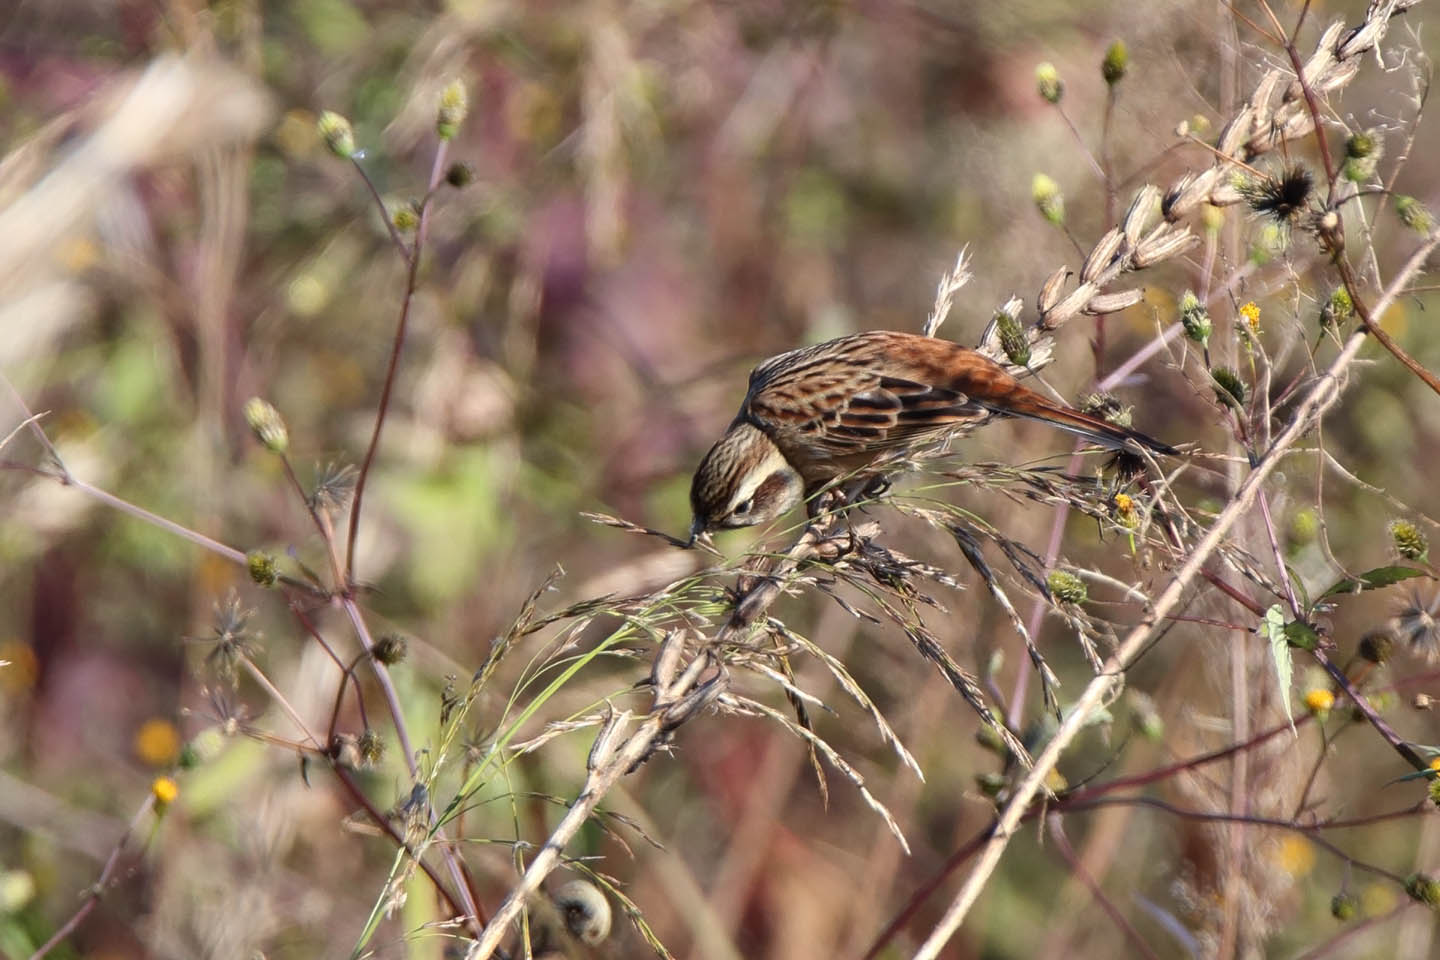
[686,517,706,548]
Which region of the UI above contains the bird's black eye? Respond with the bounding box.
[732,499,752,516]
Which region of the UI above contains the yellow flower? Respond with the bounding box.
[152,776,179,809]
[134,718,181,767]
[1303,688,1335,714]
[1240,300,1261,334]
[1273,834,1316,877]
[1429,756,1440,773]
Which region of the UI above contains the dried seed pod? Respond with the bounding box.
[1084,289,1144,315]
[587,705,627,772]
[1132,225,1198,268]
[1122,186,1161,246]
[1037,266,1070,314]
[1081,229,1125,283]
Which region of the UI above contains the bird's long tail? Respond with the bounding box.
[988,391,1177,456]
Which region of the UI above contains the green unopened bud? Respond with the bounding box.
[1320,286,1353,327]
[1330,892,1358,921]
[1343,130,1380,184]
[1032,173,1065,226]
[317,110,356,158]
[1047,570,1088,605]
[1389,519,1428,561]
[1395,195,1434,234]
[437,79,469,140]
[1035,62,1063,104]
[243,397,289,453]
[247,550,278,587]
[1405,872,1440,907]
[995,309,1030,366]
[1178,290,1212,347]
[1101,40,1128,85]
[1346,130,1378,159]
[1429,776,1440,807]
[1211,367,1246,409]
[373,633,410,666]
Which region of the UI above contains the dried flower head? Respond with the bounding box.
[1178,290,1212,347]
[243,397,289,454]
[1390,519,1428,561]
[247,550,278,587]
[1081,393,1132,429]
[1238,163,1314,225]
[317,110,356,158]
[445,162,474,188]
[358,728,384,767]
[1035,62,1063,104]
[1359,630,1394,665]
[1394,590,1440,662]
[1395,195,1434,234]
[373,633,410,666]
[1101,40,1128,84]
[437,79,469,140]
[994,308,1030,366]
[1047,570,1087,605]
[201,591,259,682]
[1031,173,1065,226]
[1330,892,1358,920]
[310,462,358,515]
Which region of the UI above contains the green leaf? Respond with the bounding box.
[1261,605,1295,733]
[1320,566,1429,599]
[1283,620,1320,651]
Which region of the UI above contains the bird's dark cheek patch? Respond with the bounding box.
[753,471,793,509]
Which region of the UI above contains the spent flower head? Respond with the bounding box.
[310,462,358,515]
[1238,164,1314,225]
[1395,590,1440,662]
[200,591,259,682]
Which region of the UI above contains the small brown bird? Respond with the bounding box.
[689,330,1174,541]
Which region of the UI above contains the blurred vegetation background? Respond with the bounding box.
[4,0,1440,957]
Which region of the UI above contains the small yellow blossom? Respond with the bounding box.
[1273,834,1317,877]
[1240,300,1261,334]
[152,776,179,809]
[1429,756,1440,773]
[1304,688,1335,714]
[134,718,181,767]
[1113,493,1139,529]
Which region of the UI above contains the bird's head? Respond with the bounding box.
[688,422,805,543]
